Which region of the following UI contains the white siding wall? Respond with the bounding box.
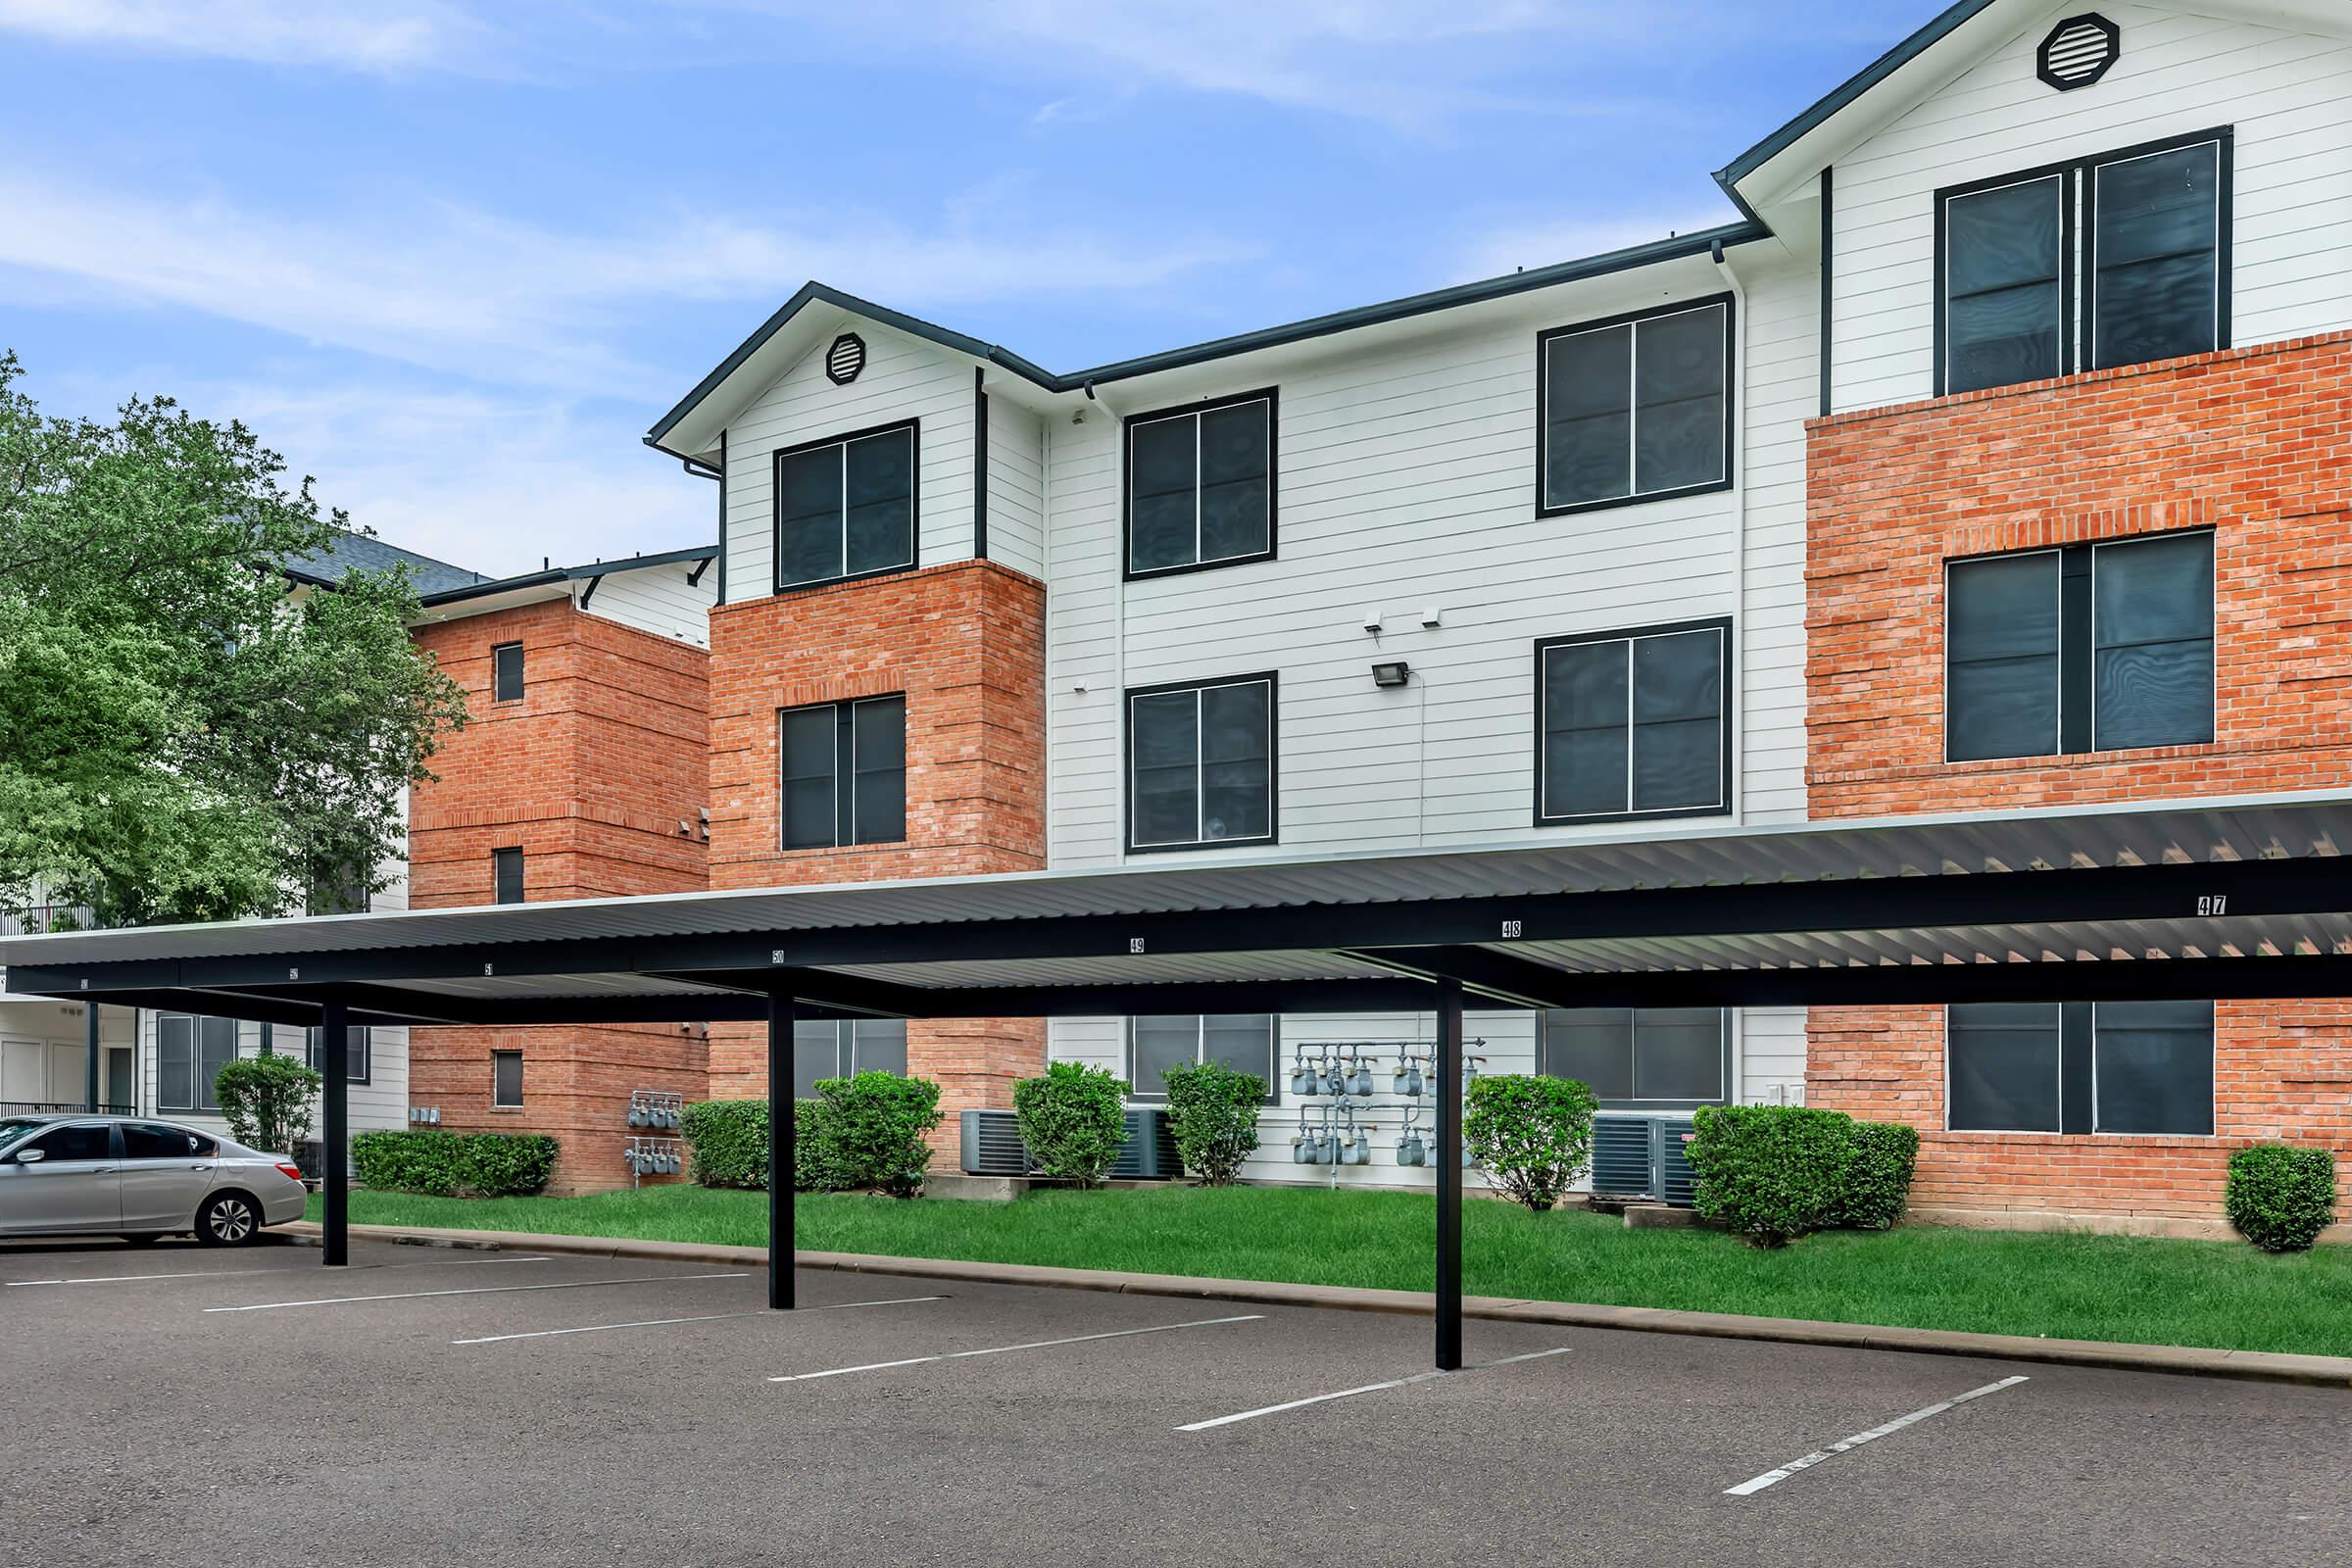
[984,395,1048,580]
[721,324,979,595]
[1831,2,2352,413]
[581,559,716,647]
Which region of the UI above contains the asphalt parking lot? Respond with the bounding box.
[6,1235,2348,1567]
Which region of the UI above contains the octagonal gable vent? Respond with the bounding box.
[2037,13,2120,91]
[824,331,866,385]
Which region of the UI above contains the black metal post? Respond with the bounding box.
[320,998,349,1267]
[767,990,796,1310]
[1434,976,1463,1372]
[83,1002,101,1112]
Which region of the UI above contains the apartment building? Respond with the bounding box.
[66,536,718,1190]
[635,0,2351,1222]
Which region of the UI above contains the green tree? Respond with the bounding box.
[0,352,467,924]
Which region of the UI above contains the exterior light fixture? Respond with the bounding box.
[1371,661,1411,688]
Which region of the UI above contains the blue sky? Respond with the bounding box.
[0,0,1932,577]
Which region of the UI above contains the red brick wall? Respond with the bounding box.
[405,599,711,1194]
[703,561,1049,1139]
[1804,334,2352,1218]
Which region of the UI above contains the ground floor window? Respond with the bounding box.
[792,1019,908,1099]
[492,1050,524,1108]
[1540,1007,1729,1109]
[158,1014,238,1112]
[1946,1001,2213,1135]
[304,1025,371,1085]
[1127,1014,1279,1102]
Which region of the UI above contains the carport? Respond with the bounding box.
[7,788,2352,1371]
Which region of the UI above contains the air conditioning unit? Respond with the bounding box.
[960,1107,1180,1180]
[1590,1114,1698,1206]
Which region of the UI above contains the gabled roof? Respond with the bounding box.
[284,530,491,598]
[414,543,716,610]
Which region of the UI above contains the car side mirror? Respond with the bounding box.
[13,1148,44,1164]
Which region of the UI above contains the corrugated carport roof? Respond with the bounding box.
[6,789,2352,1029]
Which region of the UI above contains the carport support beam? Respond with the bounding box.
[84,1001,101,1112]
[321,997,349,1267]
[1435,975,1463,1372]
[768,990,796,1310]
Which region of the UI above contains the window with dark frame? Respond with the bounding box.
[773,420,917,591]
[1541,1008,1731,1109]
[493,847,525,905]
[1937,129,2229,396]
[158,1014,238,1113]
[305,1024,372,1086]
[492,1050,524,1108]
[1127,1015,1279,1102]
[789,1019,909,1100]
[1536,620,1730,825]
[1538,297,1732,515]
[779,695,907,851]
[1126,674,1277,852]
[1124,390,1275,577]
[492,642,525,703]
[1945,530,2213,762]
[1947,1001,2213,1136]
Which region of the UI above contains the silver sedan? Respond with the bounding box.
[0,1115,311,1246]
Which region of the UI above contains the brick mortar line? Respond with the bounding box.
[283,1222,2352,1389]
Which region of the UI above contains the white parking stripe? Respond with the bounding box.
[1177,1346,1574,1431]
[1724,1375,2031,1496]
[768,1313,1265,1383]
[452,1295,947,1345]
[204,1271,748,1312]
[8,1255,550,1288]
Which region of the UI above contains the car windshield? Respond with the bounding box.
[0,1117,51,1152]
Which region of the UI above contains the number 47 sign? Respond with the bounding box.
[2197,895,2230,916]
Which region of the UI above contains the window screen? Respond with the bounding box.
[2091,140,2222,371]
[492,1051,524,1107]
[774,423,916,589]
[306,1025,372,1085]
[1948,1002,2213,1135]
[791,1020,909,1098]
[779,696,907,851]
[1540,300,1728,513]
[1127,677,1275,851]
[492,642,524,703]
[2094,1001,2214,1136]
[1946,552,2061,761]
[1537,624,1727,823]
[1126,393,1274,575]
[160,1015,239,1113]
[1943,174,2067,394]
[2093,531,2213,751]
[1127,1014,1277,1101]
[1542,1008,1729,1107]
[1946,1004,2062,1133]
[493,847,524,905]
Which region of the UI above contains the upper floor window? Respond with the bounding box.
[158,1014,237,1113]
[1125,390,1276,578]
[1127,674,1276,853]
[780,696,906,851]
[1128,1014,1279,1102]
[1947,1001,2212,1136]
[791,1019,908,1099]
[1542,1007,1730,1110]
[1535,620,1730,826]
[773,420,917,591]
[1945,530,2213,761]
[492,642,524,703]
[493,847,525,905]
[1538,296,1732,516]
[1937,129,2229,395]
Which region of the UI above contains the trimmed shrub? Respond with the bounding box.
[213,1054,321,1155]
[1462,1073,1598,1212]
[1013,1061,1129,1187]
[2226,1144,2337,1253]
[1841,1120,1922,1231]
[1684,1105,1856,1247]
[1162,1060,1265,1186]
[818,1072,943,1199]
[681,1098,842,1193]
[350,1131,559,1198]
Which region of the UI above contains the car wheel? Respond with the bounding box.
[195,1192,261,1247]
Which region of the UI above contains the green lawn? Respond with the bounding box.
[310,1184,2352,1357]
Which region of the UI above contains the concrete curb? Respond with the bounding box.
[283,1220,2352,1389]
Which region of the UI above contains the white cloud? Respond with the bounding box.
[0,0,491,73]
[0,172,1252,396]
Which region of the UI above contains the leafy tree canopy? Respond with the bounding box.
[0,351,467,925]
